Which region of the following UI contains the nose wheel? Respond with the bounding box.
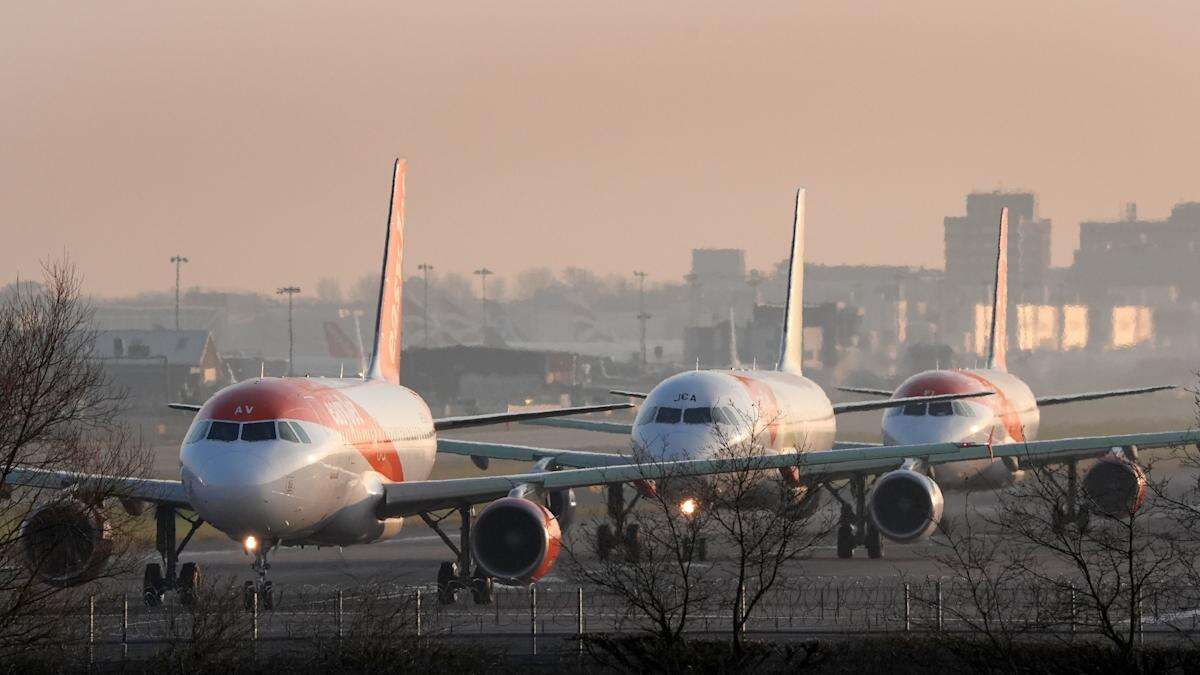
[143,505,205,607]
[242,549,275,611]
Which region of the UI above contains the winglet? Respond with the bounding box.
[987,206,1008,372]
[367,159,406,384]
[776,188,805,374]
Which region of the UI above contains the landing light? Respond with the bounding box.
[244,535,258,553]
[680,498,698,516]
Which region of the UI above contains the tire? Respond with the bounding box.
[596,524,614,561]
[178,562,200,607]
[836,524,854,559]
[437,561,458,605]
[260,581,275,611]
[143,563,164,607]
[242,581,256,611]
[624,524,641,563]
[471,572,494,605]
[865,523,883,560]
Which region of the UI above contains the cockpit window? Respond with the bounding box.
[277,420,299,443]
[902,403,926,416]
[654,407,682,424]
[241,421,276,442]
[207,421,240,442]
[185,420,210,444]
[711,407,730,424]
[928,402,953,417]
[683,407,713,424]
[952,401,975,417]
[635,406,657,426]
[290,421,312,444]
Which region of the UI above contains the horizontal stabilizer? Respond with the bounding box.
[1036,385,1175,407]
[520,417,632,435]
[832,391,992,415]
[433,402,632,432]
[167,403,201,412]
[609,389,648,399]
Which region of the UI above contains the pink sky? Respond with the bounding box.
[3,2,1199,296]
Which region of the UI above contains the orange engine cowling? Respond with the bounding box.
[471,497,562,584]
[1083,456,1147,516]
[20,498,113,587]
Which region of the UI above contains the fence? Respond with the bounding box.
[17,576,1200,664]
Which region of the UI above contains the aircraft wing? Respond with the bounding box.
[397,429,1200,515]
[1035,385,1175,407]
[437,439,630,469]
[3,467,191,508]
[431,403,632,431]
[832,391,992,415]
[837,386,893,397]
[519,417,633,435]
[609,389,648,399]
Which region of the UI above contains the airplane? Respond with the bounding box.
[440,192,1188,562]
[824,206,1175,558]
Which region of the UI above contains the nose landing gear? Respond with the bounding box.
[142,505,205,607]
[242,550,275,611]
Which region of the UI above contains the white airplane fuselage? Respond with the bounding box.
[631,369,836,461]
[180,376,436,547]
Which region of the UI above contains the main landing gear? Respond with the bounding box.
[828,474,883,560]
[422,505,494,606]
[1051,459,1091,533]
[595,484,646,562]
[143,505,205,607]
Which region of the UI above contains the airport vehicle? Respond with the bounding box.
[443,197,1185,562]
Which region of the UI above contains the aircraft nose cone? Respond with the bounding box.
[182,449,287,539]
[883,416,981,446]
[634,425,733,461]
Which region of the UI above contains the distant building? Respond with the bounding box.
[93,329,223,406]
[944,191,1052,298]
[1074,202,1200,302]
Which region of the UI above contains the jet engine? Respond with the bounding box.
[1083,456,1147,517]
[471,497,562,584]
[20,498,113,587]
[868,470,944,543]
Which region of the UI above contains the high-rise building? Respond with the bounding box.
[944,191,1052,298]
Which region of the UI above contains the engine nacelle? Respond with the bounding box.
[20,499,113,587]
[544,488,577,533]
[471,497,562,584]
[868,470,945,543]
[1083,456,1147,516]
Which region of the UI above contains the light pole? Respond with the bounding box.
[277,286,301,376]
[633,271,651,369]
[170,255,188,330]
[473,267,494,342]
[417,263,434,347]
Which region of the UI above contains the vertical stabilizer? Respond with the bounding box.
[776,188,805,374]
[367,159,406,383]
[727,307,742,369]
[986,206,1009,372]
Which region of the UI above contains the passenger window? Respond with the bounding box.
[241,421,276,442]
[902,403,926,417]
[207,421,240,442]
[290,421,312,444]
[683,407,713,424]
[654,407,682,424]
[185,420,210,444]
[929,402,953,417]
[277,420,299,443]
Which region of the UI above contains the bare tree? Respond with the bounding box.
[315,277,343,305]
[0,259,150,659]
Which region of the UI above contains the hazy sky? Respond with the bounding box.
[3,2,1199,296]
